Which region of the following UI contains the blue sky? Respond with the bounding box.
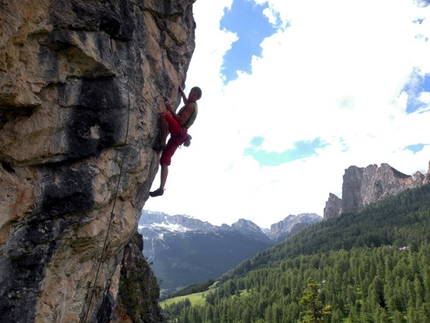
[403,71,430,113]
[148,0,430,228]
[220,0,278,82]
[406,143,426,154]
[244,136,328,166]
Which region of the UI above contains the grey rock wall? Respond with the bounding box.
[0,0,197,322]
[323,193,343,219]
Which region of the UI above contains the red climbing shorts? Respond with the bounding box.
[159,112,187,166]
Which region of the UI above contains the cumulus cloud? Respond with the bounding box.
[146,0,430,228]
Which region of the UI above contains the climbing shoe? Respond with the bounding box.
[152,142,166,151]
[149,188,164,197]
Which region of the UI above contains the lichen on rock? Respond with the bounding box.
[0,0,197,322]
[115,231,163,323]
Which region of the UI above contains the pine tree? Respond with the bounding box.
[299,278,332,323]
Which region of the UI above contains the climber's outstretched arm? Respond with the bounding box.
[179,86,188,105]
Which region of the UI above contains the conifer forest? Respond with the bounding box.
[162,184,430,322]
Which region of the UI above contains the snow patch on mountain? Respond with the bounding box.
[138,210,322,293]
[140,210,322,243]
[138,221,189,233]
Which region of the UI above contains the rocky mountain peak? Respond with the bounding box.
[268,213,322,242]
[140,211,214,232]
[324,162,430,219]
[231,218,261,232]
[323,193,343,219]
[231,218,271,242]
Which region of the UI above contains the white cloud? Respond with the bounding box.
[420,91,430,104]
[145,0,430,228]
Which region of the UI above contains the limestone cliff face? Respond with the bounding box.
[323,193,342,219]
[0,0,197,322]
[324,162,430,219]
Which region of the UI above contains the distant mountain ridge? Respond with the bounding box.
[139,211,322,260]
[141,162,430,296]
[138,210,321,294]
[268,213,322,241]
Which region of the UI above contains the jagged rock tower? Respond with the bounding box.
[324,163,430,219]
[0,0,197,322]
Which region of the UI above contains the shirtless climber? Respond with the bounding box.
[149,85,202,197]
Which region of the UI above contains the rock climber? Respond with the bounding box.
[149,85,202,197]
